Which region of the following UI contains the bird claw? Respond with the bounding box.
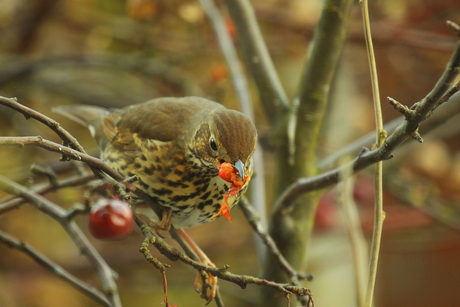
[156,207,173,232]
[176,229,218,304]
[194,268,217,305]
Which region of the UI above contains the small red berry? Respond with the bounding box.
[89,199,134,240]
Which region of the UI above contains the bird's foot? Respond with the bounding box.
[195,264,217,305]
[176,229,218,304]
[154,206,173,233]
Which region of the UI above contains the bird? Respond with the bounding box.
[54,96,257,229]
[54,97,257,304]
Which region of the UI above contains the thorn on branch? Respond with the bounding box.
[411,128,424,143]
[387,97,413,119]
[447,20,460,38]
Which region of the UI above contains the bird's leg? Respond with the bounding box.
[176,229,217,305]
[156,206,173,231]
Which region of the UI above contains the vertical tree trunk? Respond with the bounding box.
[261,0,354,305]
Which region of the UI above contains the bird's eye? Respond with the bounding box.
[209,137,218,151]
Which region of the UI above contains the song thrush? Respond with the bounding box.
[54,97,257,229]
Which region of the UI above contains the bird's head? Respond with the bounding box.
[190,109,257,182]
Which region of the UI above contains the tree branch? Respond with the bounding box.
[222,0,290,126]
[239,197,313,305]
[0,229,111,307]
[135,216,312,299]
[0,136,121,179]
[0,172,95,214]
[318,90,460,169]
[273,22,460,215]
[0,96,85,152]
[0,176,122,307]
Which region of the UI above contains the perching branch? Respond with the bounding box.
[135,216,312,299]
[0,96,104,179]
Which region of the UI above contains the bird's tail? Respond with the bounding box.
[53,105,110,144]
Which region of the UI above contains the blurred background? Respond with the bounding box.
[0,0,460,306]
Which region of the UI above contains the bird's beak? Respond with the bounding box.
[233,159,246,183]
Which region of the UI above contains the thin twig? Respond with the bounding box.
[0,176,122,307]
[318,91,460,169]
[0,96,85,153]
[0,172,95,214]
[0,96,104,177]
[338,176,368,307]
[0,136,120,179]
[239,197,313,305]
[0,229,111,307]
[30,164,60,186]
[360,0,385,306]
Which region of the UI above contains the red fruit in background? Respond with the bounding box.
[314,192,338,231]
[89,199,134,240]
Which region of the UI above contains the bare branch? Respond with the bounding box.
[0,54,190,96]
[0,136,120,179]
[0,176,122,307]
[0,172,95,214]
[222,0,290,126]
[0,96,85,152]
[0,229,111,307]
[239,198,312,305]
[273,23,460,215]
[319,91,460,169]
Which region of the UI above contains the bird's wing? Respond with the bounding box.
[105,97,222,150]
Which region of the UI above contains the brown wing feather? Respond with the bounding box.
[108,97,224,149]
[56,97,226,152]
